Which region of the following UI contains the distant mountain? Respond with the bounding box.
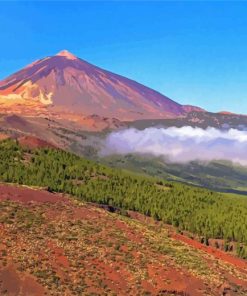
[0,50,203,121]
[128,111,247,130]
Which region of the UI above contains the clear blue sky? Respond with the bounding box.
[0,1,247,113]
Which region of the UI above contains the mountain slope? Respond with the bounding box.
[1,184,247,295]
[1,138,247,253]
[1,141,247,295]
[0,50,203,120]
[102,154,247,194]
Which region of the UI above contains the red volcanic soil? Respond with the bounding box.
[17,135,56,149]
[0,183,65,203]
[218,111,235,115]
[0,131,56,151]
[171,232,247,271]
[0,133,9,141]
[146,264,204,296]
[0,185,247,295]
[0,265,46,296]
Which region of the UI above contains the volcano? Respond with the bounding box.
[0,50,203,120]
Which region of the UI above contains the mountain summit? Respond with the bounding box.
[0,50,203,120]
[56,50,78,60]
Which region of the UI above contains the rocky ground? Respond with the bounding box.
[0,184,247,296]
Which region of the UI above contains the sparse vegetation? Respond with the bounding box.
[0,196,247,295]
[1,139,247,259]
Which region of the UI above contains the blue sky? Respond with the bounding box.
[0,1,247,113]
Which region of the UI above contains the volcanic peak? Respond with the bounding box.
[56,50,77,60]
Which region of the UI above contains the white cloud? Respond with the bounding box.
[100,126,247,165]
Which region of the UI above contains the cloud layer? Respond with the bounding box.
[101,126,247,165]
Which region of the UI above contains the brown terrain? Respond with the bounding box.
[0,134,10,143]
[0,184,247,296]
[0,114,89,153]
[0,112,128,154]
[17,136,57,150]
[0,50,203,122]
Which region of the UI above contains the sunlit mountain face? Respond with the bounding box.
[0,50,203,121]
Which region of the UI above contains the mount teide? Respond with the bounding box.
[0,50,203,121]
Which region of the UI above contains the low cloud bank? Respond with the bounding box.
[100,126,247,165]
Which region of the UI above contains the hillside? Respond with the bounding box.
[102,154,247,194]
[1,139,247,256]
[1,184,247,295]
[128,111,247,130]
[1,115,247,195]
[0,50,203,121]
[1,138,247,294]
